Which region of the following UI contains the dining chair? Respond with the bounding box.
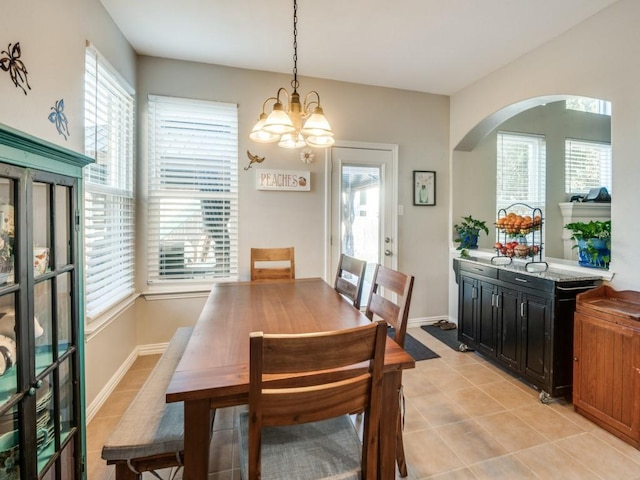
[237,321,387,480]
[250,247,295,281]
[365,264,414,478]
[334,253,367,309]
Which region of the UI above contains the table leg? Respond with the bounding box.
[183,398,211,478]
[380,370,402,479]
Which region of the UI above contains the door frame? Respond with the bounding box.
[323,140,399,282]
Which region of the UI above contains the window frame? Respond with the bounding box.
[83,44,136,324]
[564,138,612,196]
[496,131,547,213]
[146,94,239,289]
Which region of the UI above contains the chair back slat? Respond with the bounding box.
[334,254,366,308]
[365,264,414,348]
[250,247,295,281]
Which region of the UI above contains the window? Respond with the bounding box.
[84,45,136,322]
[565,139,612,195]
[496,132,546,212]
[565,98,611,116]
[147,95,238,285]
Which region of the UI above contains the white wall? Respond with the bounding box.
[2,0,138,414]
[1,0,135,150]
[134,56,451,347]
[450,0,640,293]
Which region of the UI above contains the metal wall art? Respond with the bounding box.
[245,150,265,170]
[1,42,30,95]
[48,99,69,140]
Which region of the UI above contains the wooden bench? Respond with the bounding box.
[101,327,213,479]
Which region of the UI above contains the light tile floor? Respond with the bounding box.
[87,326,640,479]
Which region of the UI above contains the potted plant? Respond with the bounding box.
[454,215,489,256]
[564,220,611,269]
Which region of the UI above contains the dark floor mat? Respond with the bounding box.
[388,327,440,361]
[420,324,469,352]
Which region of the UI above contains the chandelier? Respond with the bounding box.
[249,0,334,149]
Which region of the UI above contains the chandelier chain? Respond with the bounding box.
[291,0,299,91]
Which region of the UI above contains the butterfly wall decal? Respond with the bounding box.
[0,42,31,95]
[48,99,70,140]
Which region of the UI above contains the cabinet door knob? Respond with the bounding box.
[574,357,579,362]
[28,387,36,396]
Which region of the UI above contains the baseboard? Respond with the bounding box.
[407,315,449,328]
[85,341,169,423]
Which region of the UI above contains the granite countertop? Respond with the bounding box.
[456,256,603,283]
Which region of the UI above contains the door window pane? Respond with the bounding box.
[36,371,55,473]
[35,280,53,375]
[0,293,18,402]
[0,402,20,479]
[57,273,72,356]
[33,182,51,277]
[0,178,15,286]
[55,185,71,268]
[341,165,380,302]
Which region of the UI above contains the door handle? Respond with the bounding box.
[384,249,392,256]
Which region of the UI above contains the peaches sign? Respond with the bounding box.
[255,169,310,191]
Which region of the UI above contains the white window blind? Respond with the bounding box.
[496,132,546,212]
[147,95,238,284]
[565,139,612,195]
[84,45,136,322]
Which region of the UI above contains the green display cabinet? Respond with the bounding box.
[0,125,92,479]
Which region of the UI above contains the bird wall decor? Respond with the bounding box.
[245,150,265,170]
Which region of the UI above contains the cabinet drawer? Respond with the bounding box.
[459,261,498,279]
[499,270,553,293]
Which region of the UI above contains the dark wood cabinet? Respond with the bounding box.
[454,258,600,402]
[0,126,91,479]
[573,286,640,449]
[495,285,521,370]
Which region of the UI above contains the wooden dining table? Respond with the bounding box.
[166,277,415,479]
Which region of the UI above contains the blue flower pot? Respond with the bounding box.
[577,238,610,269]
[458,231,479,249]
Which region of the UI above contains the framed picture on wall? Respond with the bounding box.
[413,170,436,206]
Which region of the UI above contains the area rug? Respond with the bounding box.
[420,324,467,352]
[388,327,440,361]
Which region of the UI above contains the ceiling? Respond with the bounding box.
[99,0,619,96]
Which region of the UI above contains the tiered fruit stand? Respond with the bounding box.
[492,203,548,271]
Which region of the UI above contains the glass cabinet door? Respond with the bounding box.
[0,171,20,480]
[0,168,79,480]
[31,175,79,479]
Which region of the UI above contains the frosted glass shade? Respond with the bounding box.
[278,133,306,149]
[263,106,295,135]
[301,107,333,137]
[249,115,280,143]
[306,135,335,147]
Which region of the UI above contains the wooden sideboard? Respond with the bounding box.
[573,286,640,449]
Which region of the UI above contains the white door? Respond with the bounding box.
[328,143,398,306]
